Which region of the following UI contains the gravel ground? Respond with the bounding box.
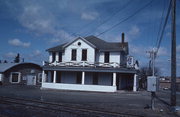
[0,85,179,117]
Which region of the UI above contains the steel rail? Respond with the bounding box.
[0,96,144,117]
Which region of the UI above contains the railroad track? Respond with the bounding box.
[0,96,143,117]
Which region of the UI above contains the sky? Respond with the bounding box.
[0,0,180,76]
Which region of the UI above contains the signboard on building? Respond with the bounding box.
[127,56,134,68]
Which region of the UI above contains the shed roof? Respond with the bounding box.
[43,65,137,74]
[0,62,41,73]
[46,36,128,53]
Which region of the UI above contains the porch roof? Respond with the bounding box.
[43,66,137,74]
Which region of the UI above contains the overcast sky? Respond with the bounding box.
[0,0,180,76]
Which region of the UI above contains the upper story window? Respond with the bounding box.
[58,52,62,62]
[78,42,81,46]
[104,52,110,63]
[52,52,56,62]
[82,49,87,61]
[71,49,77,61]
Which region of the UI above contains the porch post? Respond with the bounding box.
[133,74,137,91]
[42,70,45,83]
[113,73,116,86]
[53,71,56,83]
[82,72,85,85]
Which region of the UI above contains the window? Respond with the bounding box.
[52,52,56,62]
[71,49,77,61]
[58,52,62,62]
[78,42,81,46]
[10,72,21,83]
[104,52,110,63]
[82,49,87,61]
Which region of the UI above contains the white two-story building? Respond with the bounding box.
[41,33,138,92]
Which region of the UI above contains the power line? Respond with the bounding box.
[96,0,153,37]
[70,19,97,37]
[84,0,132,36]
[155,0,166,47]
[155,0,172,54]
[70,0,132,37]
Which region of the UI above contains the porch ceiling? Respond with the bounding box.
[43,66,137,74]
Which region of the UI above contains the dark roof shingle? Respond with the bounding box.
[46,36,128,53]
[85,36,128,52]
[46,43,67,52]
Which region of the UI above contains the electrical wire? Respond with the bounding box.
[155,0,172,54]
[70,0,132,37]
[96,0,153,37]
[70,21,95,37]
[84,0,132,36]
[155,0,166,47]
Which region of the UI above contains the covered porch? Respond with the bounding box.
[41,66,138,92]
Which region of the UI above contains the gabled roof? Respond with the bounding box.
[46,36,128,53]
[0,63,18,73]
[63,37,96,49]
[0,62,41,73]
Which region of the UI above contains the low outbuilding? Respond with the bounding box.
[0,62,42,86]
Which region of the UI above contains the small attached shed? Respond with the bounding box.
[0,63,42,86]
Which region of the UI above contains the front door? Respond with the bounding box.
[27,75,36,85]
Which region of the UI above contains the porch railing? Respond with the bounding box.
[43,61,123,68]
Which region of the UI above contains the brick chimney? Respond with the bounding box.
[122,33,125,43]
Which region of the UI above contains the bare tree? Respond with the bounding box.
[138,66,160,89]
[14,53,20,63]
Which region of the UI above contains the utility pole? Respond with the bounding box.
[152,48,156,77]
[146,48,156,76]
[171,0,176,107]
[147,48,156,110]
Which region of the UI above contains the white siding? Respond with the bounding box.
[0,73,3,82]
[48,38,122,64]
[97,52,120,64]
[42,83,116,92]
[98,52,104,63]
[55,52,59,62]
[49,52,52,63]
[110,52,120,63]
[64,39,95,62]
